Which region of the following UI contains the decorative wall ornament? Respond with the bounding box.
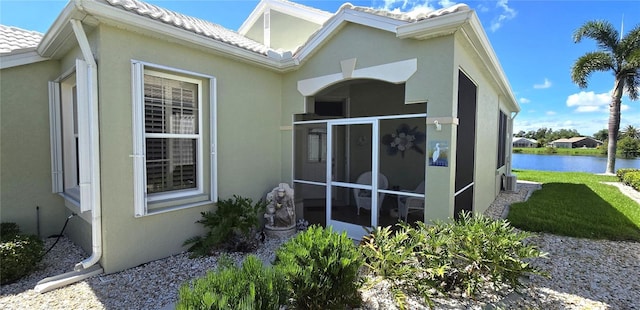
[429,141,449,167]
[381,123,425,158]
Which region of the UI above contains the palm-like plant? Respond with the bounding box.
[622,125,640,140]
[571,20,640,174]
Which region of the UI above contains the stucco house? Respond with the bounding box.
[512,137,538,148]
[550,137,602,148]
[0,0,519,292]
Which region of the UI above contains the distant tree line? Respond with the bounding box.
[515,125,639,158]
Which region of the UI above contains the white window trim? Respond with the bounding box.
[49,61,93,212]
[131,60,217,217]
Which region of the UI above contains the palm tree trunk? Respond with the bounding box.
[605,78,625,174]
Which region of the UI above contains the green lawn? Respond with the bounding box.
[507,169,640,241]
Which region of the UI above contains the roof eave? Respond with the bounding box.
[37,1,85,58]
[38,0,296,72]
[396,9,470,40]
[462,13,519,112]
[0,49,50,69]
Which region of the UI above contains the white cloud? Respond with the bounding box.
[519,97,530,104]
[546,111,556,116]
[489,0,516,32]
[533,78,552,89]
[376,0,459,18]
[438,0,456,7]
[566,91,610,113]
[575,106,601,112]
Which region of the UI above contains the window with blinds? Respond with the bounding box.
[143,73,199,194]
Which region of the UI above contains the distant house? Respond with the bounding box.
[512,137,537,148]
[550,137,602,148]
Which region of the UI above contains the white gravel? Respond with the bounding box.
[1,181,639,309]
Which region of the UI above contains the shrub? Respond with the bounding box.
[617,169,640,191]
[176,255,286,310]
[1,233,44,284]
[544,146,557,154]
[274,225,363,310]
[360,224,424,308]
[360,212,546,309]
[622,171,640,191]
[1,222,21,241]
[184,195,267,257]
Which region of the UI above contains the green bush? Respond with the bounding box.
[616,168,639,179]
[622,171,640,191]
[184,195,267,257]
[1,233,44,284]
[176,255,286,310]
[1,222,21,241]
[360,212,546,309]
[360,225,423,308]
[617,169,640,191]
[274,225,363,310]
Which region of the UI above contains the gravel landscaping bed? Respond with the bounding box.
[1,181,638,309]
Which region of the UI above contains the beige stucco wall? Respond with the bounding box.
[0,59,67,237]
[453,31,514,214]
[280,23,457,221]
[94,25,283,273]
[270,10,320,51]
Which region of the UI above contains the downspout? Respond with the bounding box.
[34,18,103,293]
[69,18,102,271]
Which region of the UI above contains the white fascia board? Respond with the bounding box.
[0,50,49,69]
[238,0,269,35]
[239,0,332,35]
[37,2,81,57]
[396,10,470,40]
[268,0,332,24]
[295,9,406,64]
[462,13,519,112]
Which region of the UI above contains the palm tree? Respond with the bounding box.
[571,20,640,174]
[622,125,640,140]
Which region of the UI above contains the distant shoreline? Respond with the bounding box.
[513,147,639,159]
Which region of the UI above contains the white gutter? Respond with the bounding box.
[34,17,103,293]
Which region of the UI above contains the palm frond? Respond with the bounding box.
[618,24,640,60]
[624,71,640,100]
[573,20,619,51]
[571,52,615,88]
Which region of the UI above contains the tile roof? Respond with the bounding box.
[344,3,470,22]
[0,25,43,54]
[104,0,270,55]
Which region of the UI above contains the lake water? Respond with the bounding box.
[512,153,640,173]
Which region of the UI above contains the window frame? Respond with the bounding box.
[132,60,217,217]
[497,110,508,168]
[49,61,92,211]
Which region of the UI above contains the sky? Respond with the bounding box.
[1,0,639,137]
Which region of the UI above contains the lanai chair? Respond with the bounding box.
[353,172,389,215]
[397,181,425,221]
